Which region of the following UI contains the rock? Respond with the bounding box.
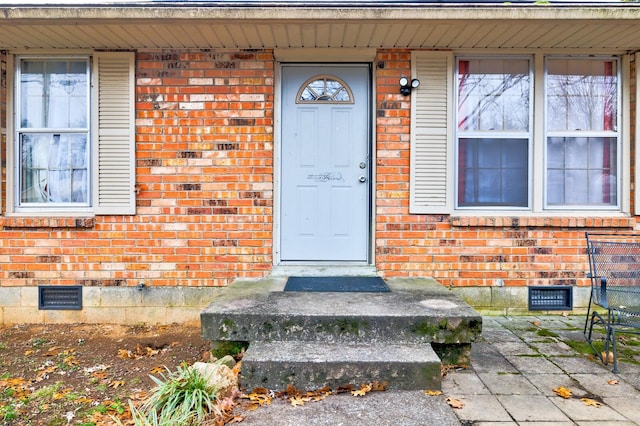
[192,361,238,397]
[214,355,237,368]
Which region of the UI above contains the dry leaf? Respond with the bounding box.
[150,366,165,374]
[553,386,572,399]
[446,396,464,409]
[601,351,614,363]
[244,392,272,407]
[336,384,355,394]
[285,383,299,396]
[531,321,541,327]
[117,349,134,359]
[608,379,619,385]
[92,371,109,380]
[351,383,372,397]
[289,396,307,407]
[424,390,443,396]
[580,397,602,408]
[371,381,387,392]
[24,350,35,356]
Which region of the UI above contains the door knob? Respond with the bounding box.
[359,176,367,183]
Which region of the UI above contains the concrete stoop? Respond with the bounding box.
[200,277,482,392]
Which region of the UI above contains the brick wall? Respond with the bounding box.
[0,47,636,299]
[374,49,636,289]
[0,49,274,289]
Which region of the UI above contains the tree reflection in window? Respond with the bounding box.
[296,75,354,103]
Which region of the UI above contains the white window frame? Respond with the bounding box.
[411,50,630,216]
[14,55,92,212]
[5,50,136,217]
[543,55,622,211]
[454,56,534,211]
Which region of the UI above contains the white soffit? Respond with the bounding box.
[1,5,640,51]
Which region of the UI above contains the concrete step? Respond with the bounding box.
[201,277,482,346]
[240,341,442,391]
[201,277,482,390]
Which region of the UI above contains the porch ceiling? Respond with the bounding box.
[2,5,640,51]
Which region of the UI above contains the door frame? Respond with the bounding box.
[273,59,376,266]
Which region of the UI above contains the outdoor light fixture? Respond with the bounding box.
[399,77,420,96]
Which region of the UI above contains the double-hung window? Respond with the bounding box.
[545,58,619,208]
[9,52,136,216]
[410,52,623,215]
[17,57,90,207]
[456,58,531,208]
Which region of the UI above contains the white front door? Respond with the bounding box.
[280,64,371,262]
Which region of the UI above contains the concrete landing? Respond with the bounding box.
[201,277,481,345]
[200,277,482,391]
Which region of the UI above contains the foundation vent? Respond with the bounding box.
[528,286,573,311]
[38,286,83,310]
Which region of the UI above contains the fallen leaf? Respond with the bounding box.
[424,390,443,396]
[92,371,109,380]
[53,388,72,400]
[289,396,308,406]
[371,381,387,392]
[241,401,260,411]
[531,321,541,327]
[244,392,271,407]
[284,383,299,396]
[446,396,464,409]
[63,355,78,366]
[24,350,35,356]
[336,384,354,394]
[251,386,269,395]
[608,379,619,385]
[553,386,572,399]
[351,383,372,397]
[109,380,126,388]
[44,346,61,355]
[601,351,614,363]
[150,366,165,374]
[580,397,602,408]
[117,349,135,359]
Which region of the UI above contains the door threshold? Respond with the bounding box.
[271,264,377,277]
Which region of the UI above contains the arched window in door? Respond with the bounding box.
[296,75,354,103]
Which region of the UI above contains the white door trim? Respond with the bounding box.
[273,61,376,266]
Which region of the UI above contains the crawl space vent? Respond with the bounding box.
[38,286,83,310]
[528,286,572,311]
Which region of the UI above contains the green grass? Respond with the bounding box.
[536,328,559,338]
[121,365,220,426]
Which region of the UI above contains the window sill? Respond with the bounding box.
[450,216,635,228]
[0,217,95,229]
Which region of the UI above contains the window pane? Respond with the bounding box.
[546,137,617,206]
[458,58,530,132]
[547,59,617,132]
[458,138,528,207]
[20,133,88,204]
[298,76,353,102]
[20,59,88,129]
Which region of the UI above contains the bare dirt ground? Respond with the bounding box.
[0,322,213,425]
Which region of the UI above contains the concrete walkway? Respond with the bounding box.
[237,315,640,425]
[444,315,640,425]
